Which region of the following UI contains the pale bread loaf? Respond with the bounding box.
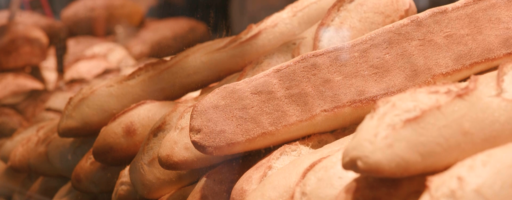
[25,176,68,200]
[58,0,335,137]
[230,128,353,200]
[190,0,512,156]
[419,142,512,200]
[129,100,210,199]
[112,166,147,200]
[71,149,124,194]
[93,100,176,165]
[343,63,512,177]
[0,107,27,138]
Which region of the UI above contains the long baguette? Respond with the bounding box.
[190,0,512,156]
[0,122,47,163]
[93,100,176,165]
[58,0,335,137]
[419,142,512,200]
[158,184,196,200]
[342,63,512,177]
[129,100,210,199]
[112,166,146,200]
[71,149,124,194]
[46,136,96,178]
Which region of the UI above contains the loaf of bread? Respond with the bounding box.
[158,184,196,200]
[112,166,146,200]
[343,63,512,177]
[0,122,46,163]
[126,17,210,59]
[0,107,27,138]
[129,100,210,199]
[190,0,512,156]
[419,142,512,200]
[25,176,68,200]
[46,136,96,178]
[230,127,354,200]
[53,182,111,200]
[0,72,44,105]
[58,0,334,137]
[188,153,267,200]
[71,149,125,194]
[0,23,48,70]
[93,100,176,165]
[60,0,145,36]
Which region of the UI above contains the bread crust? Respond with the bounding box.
[93,101,175,165]
[112,166,147,200]
[0,72,44,102]
[71,149,124,194]
[343,63,512,177]
[0,107,27,138]
[0,23,49,70]
[58,0,334,137]
[190,0,512,155]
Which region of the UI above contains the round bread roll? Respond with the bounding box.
[0,23,49,70]
[61,0,145,36]
[125,17,210,59]
[71,149,125,194]
[343,63,512,177]
[419,142,512,200]
[0,107,27,138]
[93,100,176,166]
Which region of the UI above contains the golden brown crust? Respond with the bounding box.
[126,17,210,59]
[190,0,512,156]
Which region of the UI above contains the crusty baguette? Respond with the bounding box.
[313,0,416,50]
[158,184,196,200]
[112,166,146,200]
[58,0,335,137]
[61,0,145,36]
[93,100,176,165]
[244,134,354,200]
[0,72,44,105]
[230,128,353,200]
[343,63,512,177]
[126,17,210,59]
[46,136,96,178]
[71,149,124,194]
[0,23,49,70]
[129,100,210,199]
[8,119,60,176]
[25,176,68,200]
[0,122,46,163]
[419,142,512,200]
[188,153,267,200]
[190,0,512,156]
[0,107,27,138]
[52,182,111,200]
[335,175,426,200]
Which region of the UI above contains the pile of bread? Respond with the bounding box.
[2,0,512,199]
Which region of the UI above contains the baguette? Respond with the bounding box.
[44,91,74,112]
[46,136,96,178]
[343,63,512,177]
[158,184,196,200]
[0,107,27,138]
[0,23,49,70]
[129,100,210,199]
[71,149,125,194]
[112,166,146,200]
[93,100,176,165]
[14,91,52,122]
[53,182,111,200]
[419,142,512,200]
[25,176,68,200]
[61,0,145,36]
[190,0,512,156]
[187,153,267,200]
[58,0,335,137]
[0,161,27,199]
[230,128,353,200]
[0,122,46,163]
[0,72,44,105]
[126,17,210,59]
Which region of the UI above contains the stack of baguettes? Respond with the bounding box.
[4,0,512,199]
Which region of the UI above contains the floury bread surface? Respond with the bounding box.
[58,0,335,137]
[419,143,512,200]
[190,0,512,156]
[342,63,512,177]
